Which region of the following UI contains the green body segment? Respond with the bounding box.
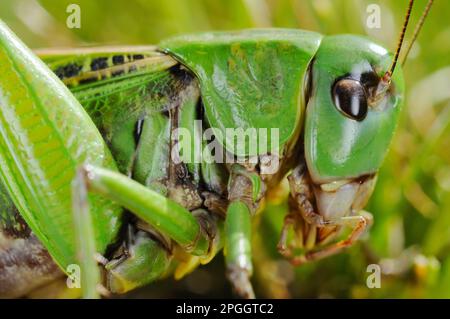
[0,21,123,270]
[161,29,323,157]
[57,52,178,176]
[39,46,166,88]
[304,35,404,183]
[105,230,172,294]
[225,201,252,275]
[132,111,171,193]
[86,166,208,255]
[72,168,102,298]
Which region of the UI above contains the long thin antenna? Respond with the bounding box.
[387,0,415,78]
[401,0,434,66]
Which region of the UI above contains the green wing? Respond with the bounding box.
[37,46,183,174]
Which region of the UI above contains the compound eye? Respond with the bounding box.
[332,78,368,121]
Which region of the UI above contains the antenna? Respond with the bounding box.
[386,0,415,79]
[401,0,434,66]
[375,0,434,102]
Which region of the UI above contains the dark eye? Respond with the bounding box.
[332,78,368,121]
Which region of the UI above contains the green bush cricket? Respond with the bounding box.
[0,0,433,298]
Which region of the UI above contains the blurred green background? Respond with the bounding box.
[1,0,449,298]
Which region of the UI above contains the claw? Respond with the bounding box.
[226,265,255,299]
[96,284,111,298]
[277,214,295,257]
[94,253,108,266]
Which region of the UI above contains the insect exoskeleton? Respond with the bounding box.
[0,0,432,299]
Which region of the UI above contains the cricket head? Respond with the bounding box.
[300,0,432,219]
[301,34,404,219]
